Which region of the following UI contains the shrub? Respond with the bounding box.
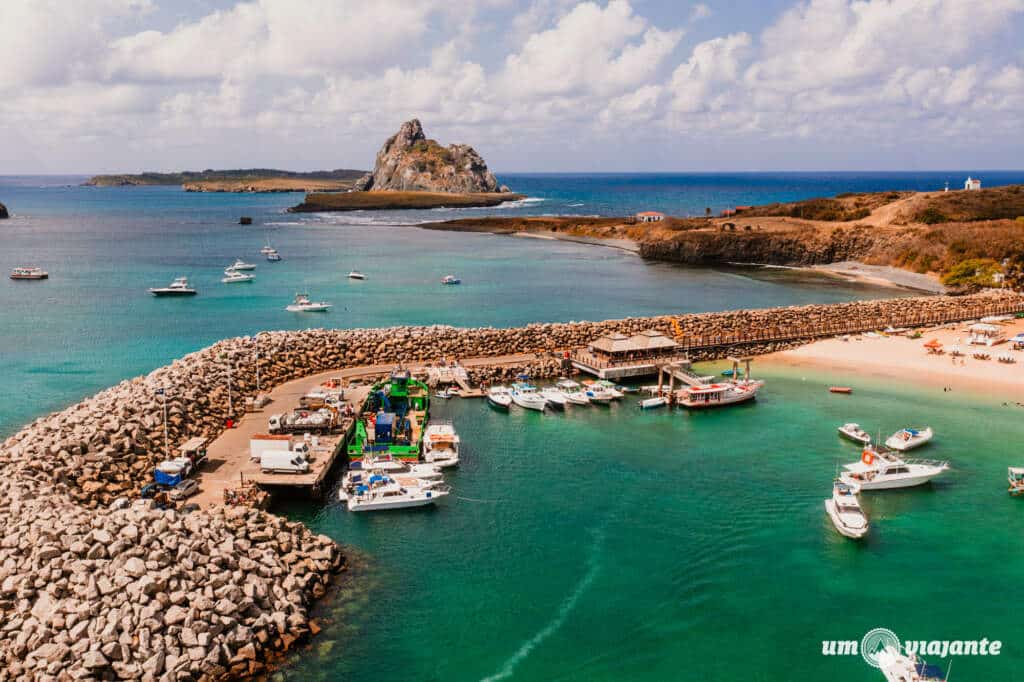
[917,207,948,224]
[941,258,1001,287]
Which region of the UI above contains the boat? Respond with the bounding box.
[539,386,569,409]
[840,447,948,490]
[434,388,454,399]
[824,479,869,539]
[555,379,590,405]
[584,383,615,404]
[422,421,460,468]
[345,475,450,512]
[639,396,668,409]
[829,386,852,394]
[229,259,256,271]
[876,646,947,682]
[678,380,762,409]
[486,385,513,409]
[592,380,624,399]
[837,423,871,445]
[440,274,461,285]
[337,461,442,500]
[1009,467,1024,496]
[260,243,275,255]
[347,369,430,461]
[266,249,282,262]
[221,270,255,283]
[511,383,547,411]
[285,293,332,312]
[884,427,933,451]
[149,276,197,296]
[348,271,366,280]
[10,266,48,280]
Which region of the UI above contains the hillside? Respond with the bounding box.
[84,168,366,192]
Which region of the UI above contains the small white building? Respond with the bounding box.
[964,177,982,191]
[636,211,665,223]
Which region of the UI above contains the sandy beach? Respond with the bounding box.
[767,317,1024,400]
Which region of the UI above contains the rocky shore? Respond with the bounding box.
[2,289,1022,678]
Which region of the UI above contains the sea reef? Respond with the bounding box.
[0,202,7,219]
[290,190,524,212]
[3,290,1022,679]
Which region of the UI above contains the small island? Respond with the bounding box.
[83,168,366,193]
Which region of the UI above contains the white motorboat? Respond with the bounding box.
[1009,467,1024,496]
[338,463,442,500]
[422,422,460,468]
[10,266,49,280]
[286,293,332,312]
[593,380,624,399]
[260,244,275,255]
[348,271,366,280]
[583,383,615,404]
[840,447,949,490]
[346,476,450,512]
[487,385,513,409]
[837,423,871,445]
[511,383,547,411]
[639,396,668,409]
[149,276,197,296]
[222,269,255,283]
[876,646,947,682]
[555,379,590,405]
[266,249,282,262]
[824,479,869,539]
[440,274,461,285]
[539,387,568,409]
[678,380,762,409]
[885,427,933,451]
[229,259,256,271]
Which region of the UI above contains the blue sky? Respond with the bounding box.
[1,0,1022,174]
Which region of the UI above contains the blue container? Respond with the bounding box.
[154,469,183,487]
[375,412,395,443]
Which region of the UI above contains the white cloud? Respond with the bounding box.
[669,33,752,113]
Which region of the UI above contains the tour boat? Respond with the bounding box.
[678,380,762,409]
[345,476,450,512]
[837,423,871,445]
[511,383,547,411]
[422,422,460,468]
[840,447,949,490]
[1009,467,1024,496]
[440,274,461,285]
[487,385,513,410]
[10,266,48,280]
[348,271,366,280]
[539,386,569,409]
[884,427,933,451]
[149,277,197,296]
[286,293,332,312]
[824,479,869,539]
[555,379,590,405]
[876,646,947,682]
[829,386,852,394]
[639,396,669,409]
[266,249,282,261]
[221,270,255,283]
[229,259,256,271]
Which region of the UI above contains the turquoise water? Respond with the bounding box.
[3,173,1024,680]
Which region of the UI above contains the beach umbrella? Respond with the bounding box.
[923,339,942,349]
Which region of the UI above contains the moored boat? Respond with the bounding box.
[285,293,332,312]
[583,383,615,404]
[837,423,871,445]
[840,447,948,490]
[511,383,547,411]
[639,396,668,409]
[422,421,460,468]
[1009,467,1024,496]
[539,386,568,409]
[678,380,762,409]
[10,266,48,280]
[824,479,869,539]
[345,476,450,512]
[149,276,197,296]
[884,427,933,451]
[347,369,429,462]
[487,385,513,409]
[555,379,590,405]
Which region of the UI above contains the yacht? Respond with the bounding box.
[229,259,256,271]
[222,270,255,283]
[837,423,871,445]
[539,386,568,410]
[260,243,275,255]
[266,249,282,262]
[678,380,762,408]
[885,427,933,451]
[422,422,460,468]
[10,266,48,280]
[338,463,442,501]
[149,277,197,296]
[840,447,949,490]
[345,476,450,512]
[876,646,947,682]
[511,383,547,411]
[487,385,513,410]
[555,379,590,405]
[349,456,441,476]
[824,479,869,539]
[285,293,332,312]
[440,274,461,285]
[348,271,366,280]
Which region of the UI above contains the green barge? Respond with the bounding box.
[347,369,430,461]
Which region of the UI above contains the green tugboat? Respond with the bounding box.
[347,369,430,461]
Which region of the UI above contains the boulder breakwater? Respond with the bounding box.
[1,290,1021,679]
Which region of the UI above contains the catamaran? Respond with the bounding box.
[422,421,460,468]
[824,479,869,539]
[286,293,332,312]
[511,383,547,411]
[885,427,933,451]
[837,423,872,445]
[486,385,513,409]
[840,447,949,490]
[555,379,590,405]
[149,276,197,296]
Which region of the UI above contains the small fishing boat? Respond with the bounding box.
[10,266,48,280]
[229,259,256,271]
[829,386,852,394]
[511,383,547,411]
[266,249,282,261]
[422,422,460,468]
[837,423,871,445]
[440,274,461,285]
[285,293,332,312]
[840,447,948,490]
[555,379,590,405]
[149,276,197,296]
[1009,467,1024,496]
[487,385,513,409]
[222,270,255,283]
[876,646,947,682]
[348,271,366,280]
[824,479,869,539]
[639,396,668,409]
[884,427,933,451]
[539,386,568,409]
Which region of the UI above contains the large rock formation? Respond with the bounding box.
[0,202,8,219]
[355,119,507,193]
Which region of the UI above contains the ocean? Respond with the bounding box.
[2,171,1023,679]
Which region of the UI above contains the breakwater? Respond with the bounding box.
[1,290,1021,679]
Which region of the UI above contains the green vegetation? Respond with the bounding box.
[910,184,1024,223]
[290,190,525,212]
[740,192,908,222]
[940,258,1002,287]
[84,168,365,187]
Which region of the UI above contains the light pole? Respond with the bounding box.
[156,387,169,458]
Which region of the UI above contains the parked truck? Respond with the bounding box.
[260,443,311,474]
[249,434,294,460]
[267,407,338,434]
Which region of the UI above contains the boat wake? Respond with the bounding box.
[480,529,603,682]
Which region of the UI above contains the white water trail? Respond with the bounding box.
[480,530,604,682]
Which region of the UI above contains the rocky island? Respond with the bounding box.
[83,169,366,193]
[290,119,521,212]
[0,202,7,219]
